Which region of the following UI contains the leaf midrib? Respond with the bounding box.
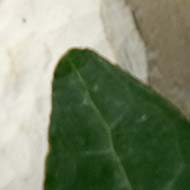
[68,58,134,190]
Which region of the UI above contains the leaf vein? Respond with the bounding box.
[69,59,134,190]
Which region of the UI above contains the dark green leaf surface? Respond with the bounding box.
[45,49,190,190]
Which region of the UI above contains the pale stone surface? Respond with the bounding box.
[0,0,115,189]
[101,0,148,83]
[1,0,171,189]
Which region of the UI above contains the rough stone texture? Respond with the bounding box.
[124,0,190,115]
[0,0,115,189]
[101,0,148,83]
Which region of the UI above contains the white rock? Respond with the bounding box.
[0,0,115,189]
[101,0,148,83]
[0,0,147,189]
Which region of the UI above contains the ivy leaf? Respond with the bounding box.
[45,49,190,190]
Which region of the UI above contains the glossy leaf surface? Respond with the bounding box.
[45,49,190,190]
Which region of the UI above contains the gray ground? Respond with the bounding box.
[101,0,190,116]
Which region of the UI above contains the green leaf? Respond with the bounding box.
[45,49,190,190]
